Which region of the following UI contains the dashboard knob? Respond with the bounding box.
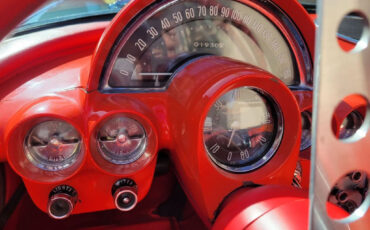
[47,185,77,219]
[112,178,138,212]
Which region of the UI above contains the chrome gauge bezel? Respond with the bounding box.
[203,87,284,173]
[24,120,83,172]
[96,116,148,165]
[100,0,312,93]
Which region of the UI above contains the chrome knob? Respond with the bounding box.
[112,179,138,212]
[47,185,77,219]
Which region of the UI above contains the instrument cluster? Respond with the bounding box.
[0,0,320,223]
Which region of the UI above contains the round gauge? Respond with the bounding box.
[97,116,147,164]
[24,120,82,171]
[203,87,283,172]
[101,0,310,92]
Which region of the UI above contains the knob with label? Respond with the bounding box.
[112,178,138,212]
[47,185,78,219]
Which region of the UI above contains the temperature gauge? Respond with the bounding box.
[203,87,283,173]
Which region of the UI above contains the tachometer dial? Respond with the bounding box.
[102,0,310,92]
[97,116,147,164]
[203,87,283,172]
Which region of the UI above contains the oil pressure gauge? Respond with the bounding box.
[203,87,283,173]
[97,116,147,165]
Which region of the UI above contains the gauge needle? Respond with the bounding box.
[227,129,236,148]
[227,121,239,148]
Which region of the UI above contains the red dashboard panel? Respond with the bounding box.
[0,0,328,228]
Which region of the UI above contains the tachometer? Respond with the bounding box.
[101,0,309,92]
[203,87,283,172]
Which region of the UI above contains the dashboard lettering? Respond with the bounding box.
[227,152,233,161]
[209,5,219,16]
[221,7,230,18]
[147,27,159,39]
[231,10,242,22]
[120,69,129,76]
[198,5,207,17]
[193,41,224,49]
[161,17,171,30]
[240,150,249,160]
[210,144,220,154]
[126,54,136,64]
[185,8,195,19]
[172,11,183,23]
[135,39,147,51]
[215,100,224,111]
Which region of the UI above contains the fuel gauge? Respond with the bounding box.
[97,116,147,165]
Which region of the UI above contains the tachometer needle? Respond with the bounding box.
[227,121,240,148]
[227,129,236,148]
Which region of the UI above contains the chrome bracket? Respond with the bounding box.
[310,0,370,229]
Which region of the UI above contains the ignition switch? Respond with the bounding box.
[47,185,78,219]
[112,178,138,211]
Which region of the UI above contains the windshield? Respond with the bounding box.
[17,0,130,33]
[299,0,316,5]
[13,0,362,42]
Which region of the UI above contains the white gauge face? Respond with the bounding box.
[97,116,147,165]
[203,87,283,173]
[24,120,82,171]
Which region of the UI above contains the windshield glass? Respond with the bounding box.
[14,0,361,43]
[17,0,130,33]
[299,0,316,5]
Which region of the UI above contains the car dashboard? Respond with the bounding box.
[0,0,368,229]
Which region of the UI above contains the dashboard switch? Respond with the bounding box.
[112,179,138,212]
[47,185,77,219]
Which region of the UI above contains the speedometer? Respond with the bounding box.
[101,0,310,92]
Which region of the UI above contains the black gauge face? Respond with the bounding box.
[102,0,303,91]
[203,87,283,172]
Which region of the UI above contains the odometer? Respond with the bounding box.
[101,0,309,92]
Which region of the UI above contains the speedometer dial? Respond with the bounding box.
[102,0,309,92]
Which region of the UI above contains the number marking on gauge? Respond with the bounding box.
[210,143,220,153]
[227,152,233,161]
[135,39,147,51]
[240,150,249,160]
[147,27,159,39]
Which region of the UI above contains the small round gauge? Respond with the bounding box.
[97,116,147,164]
[203,87,283,173]
[24,120,82,171]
